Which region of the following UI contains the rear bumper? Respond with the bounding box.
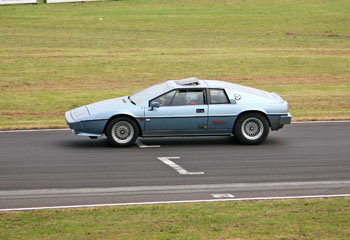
[268,113,292,131]
[65,111,105,137]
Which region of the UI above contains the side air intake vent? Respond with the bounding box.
[175,77,199,86]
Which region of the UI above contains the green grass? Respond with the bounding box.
[1,198,350,239]
[1,0,350,129]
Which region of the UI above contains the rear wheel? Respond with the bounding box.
[234,113,270,145]
[105,117,139,147]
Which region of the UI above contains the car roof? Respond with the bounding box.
[167,77,225,89]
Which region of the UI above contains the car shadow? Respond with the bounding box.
[139,136,284,147]
[58,136,285,149]
[58,138,112,149]
[139,136,235,147]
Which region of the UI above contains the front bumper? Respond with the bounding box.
[65,111,83,131]
[65,111,105,137]
[280,113,292,125]
[268,112,292,131]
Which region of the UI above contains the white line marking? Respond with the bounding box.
[2,180,350,197]
[0,128,69,133]
[157,157,204,175]
[1,194,350,212]
[291,120,350,124]
[211,193,235,198]
[0,120,349,133]
[135,139,160,148]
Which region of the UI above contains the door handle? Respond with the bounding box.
[196,109,205,113]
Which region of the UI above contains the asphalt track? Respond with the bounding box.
[0,121,350,211]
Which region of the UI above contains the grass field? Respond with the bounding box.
[1,2,349,239]
[1,198,350,239]
[0,0,349,129]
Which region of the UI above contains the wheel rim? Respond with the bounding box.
[241,117,264,141]
[111,121,134,144]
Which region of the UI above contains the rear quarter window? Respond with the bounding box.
[209,89,229,104]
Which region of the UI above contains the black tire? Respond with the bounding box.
[105,117,139,147]
[234,112,270,145]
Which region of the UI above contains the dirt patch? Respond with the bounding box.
[310,50,350,55]
[221,74,350,86]
[326,33,340,38]
[0,125,66,130]
[129,0,229,6]
[184,50,209,55]
[1,111,65,117]
[0,78,125,92]
[291,100,350,109]
[108,49,143,54]
[256,49,350,55]
[4,49,66,54]
[0,82,32,89]
[2,75,348,95]
[256,49,300,54]
[285,32,296,36]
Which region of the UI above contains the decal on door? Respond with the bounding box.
[211,120,224,125]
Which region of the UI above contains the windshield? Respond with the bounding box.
[129,82,170,105]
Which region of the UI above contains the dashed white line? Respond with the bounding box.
[211,193,235,198]
[157,157,204,175]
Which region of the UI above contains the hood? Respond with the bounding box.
[86,97,132,117]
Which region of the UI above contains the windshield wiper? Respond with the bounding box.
[128,96,136,105]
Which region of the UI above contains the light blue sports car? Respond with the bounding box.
[65,77,291,147]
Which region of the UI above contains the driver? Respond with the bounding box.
[186,92,198,105]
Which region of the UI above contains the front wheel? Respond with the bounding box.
[105,117,139,147]
[234,113,270,145]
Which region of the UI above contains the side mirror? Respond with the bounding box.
[230,99,237,104]
[150,101,160,110]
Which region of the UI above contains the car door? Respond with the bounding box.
[144,89,208,136]
[207,88,236,134]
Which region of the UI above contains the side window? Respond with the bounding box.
[171,90,205,106]
[150,89,205,107]
[150,90,176,107]
[209,89,229,104]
